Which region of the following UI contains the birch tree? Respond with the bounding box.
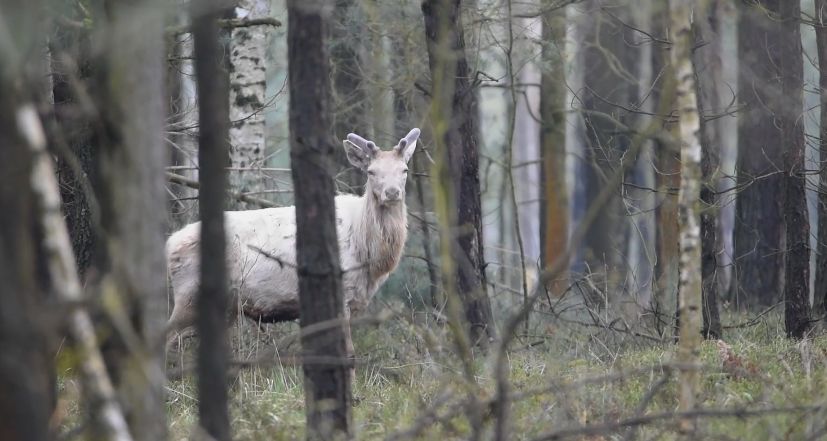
[229,0,270,206]
[669,0,702,431]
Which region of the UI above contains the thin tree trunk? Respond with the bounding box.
[287,1,353,439]
[814,0,827,319]
[669,0,703,431]
[733,0,786,310]
[228,0,269,207]
[540,4,568,295]
[779,0,810,339]
[94,1,168,438]
[693,0,723,339]
[422,0,495,348]
[192,0,232,439]
[0,11,55,433]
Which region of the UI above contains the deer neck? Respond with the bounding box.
[358,186,407,278]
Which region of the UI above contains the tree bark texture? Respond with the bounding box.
[287,1,353,439]
[669,0,703,431]
[777,0,810,339]
[51,12,99,278]
[228,0,270,207]
[94,1,168,438]
[192,0,232,439]
[733,0,787,309]
[0,28,55,437]
[693,0,723,339]
[540,5,568,295]
[814,0,827,319]
[422,0,495,348]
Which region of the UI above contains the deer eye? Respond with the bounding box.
[367,170,376,176]
[402,168,408,174]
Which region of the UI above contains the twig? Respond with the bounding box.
[166,171,277,208]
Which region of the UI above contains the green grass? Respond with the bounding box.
[58,310,827,440]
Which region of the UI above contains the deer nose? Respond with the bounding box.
[385,188,400,200]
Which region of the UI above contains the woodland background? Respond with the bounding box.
[3,0,827,440]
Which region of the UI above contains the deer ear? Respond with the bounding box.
[343,139,371,170]
[395,128,420,163]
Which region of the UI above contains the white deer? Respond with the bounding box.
[165,128,420,356]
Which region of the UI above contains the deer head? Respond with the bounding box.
[343,128,420,206]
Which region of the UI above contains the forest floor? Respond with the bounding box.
[59,309,827,440]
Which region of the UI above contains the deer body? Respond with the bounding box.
[165,129,420,345]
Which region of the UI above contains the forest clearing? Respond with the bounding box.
[4,0,827,440]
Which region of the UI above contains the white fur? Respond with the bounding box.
[165,131,418,340]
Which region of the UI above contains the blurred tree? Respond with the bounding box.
[540,4,568,295]
[693,0,723,339]
[733,0,786,309]
[287,0,353,438]
[423,0,495,347]
[92,0,168,438]
[0,3,55,434]
[777,0,810,339]
[192,0,232,439]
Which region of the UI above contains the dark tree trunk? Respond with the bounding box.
[192,0,232,439]
[693,1,723,339]
[539,6,568,296]
[778,1,811,339]
[814,0,827,319]
[93,0,168,438]
[331,0,367,192]
[51,14,98,279]
[0,84,54,441]
[733,0,786,310]
[287,1,353,439]
[422,0,495,347]
[578,1,638,303]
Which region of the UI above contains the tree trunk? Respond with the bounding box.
[192,0,232,439]
[578,0,638,305]
[778,0,810,339]
[422,0,495,348]
[287,1,353,439]
[669,0,703,431]
[0,18,55,435]
[693,0,723,339]
[51,14,98,279]
[539,5,568,295]
[651,7,680,335]
[94,1,168,438]
[733,0,786,310]
[228,0,269,207]
[331,0,368,191]
[814,0,827,319]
